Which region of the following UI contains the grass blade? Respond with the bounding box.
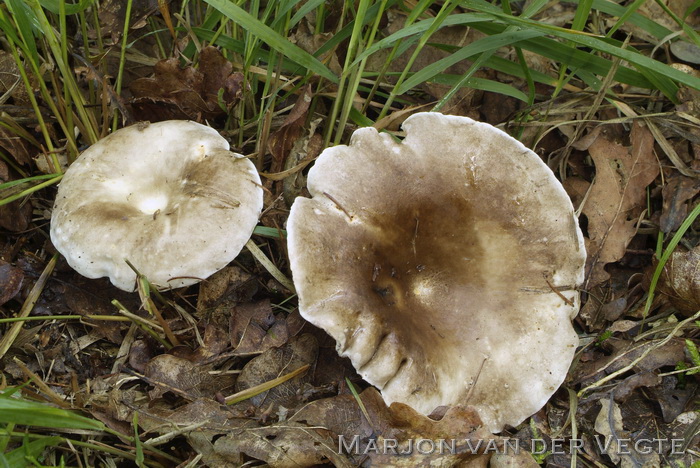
[0,395,104,430]
[202,0,337,83]
[398,29,543,94]
[4,436,64,466]
[38,0,94,15]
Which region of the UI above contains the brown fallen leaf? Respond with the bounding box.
[660,173,700,233]
[61,276,135,344]
[97,0,162,44]
[0,50,31,106]
[291,20,342,76]
[0,166,33,233]
[212,422,351,468]
[0,126,32,167]
[594,398,660,467]
[490,450,540,468]
[648,376,697,423]
[281,119,324,207]
[144,354,206,400]
[613,372,662,402]
[232,333,318,410]
[229,299,290,355]
[574,338,685,386]
[653,244,700,315]
[268,84,313,173]
[0,261,23,306]
[127,339,153,373]
[186,321,231,363]
[197,266,258,313]
[129,46,244,122]
[202,388,495,467]
[583,121,659,287]
[291,388,495,467]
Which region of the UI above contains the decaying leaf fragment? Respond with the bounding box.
[594,398,660,467]
[268,84,313,173]
[660,174,700,233]
[583,121,659,286]
[0,262,23,307]
[232,334,318,410]
[129,46,244,122]
[654,244,700,314]
[201,388,497,467]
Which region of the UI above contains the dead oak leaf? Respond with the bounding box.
[268,84,313,172]
[129,46,244,122]
[212,424,350,468]
[653,244,700,315]
[144,354,206,400]
[232,334,318,411]
[229,299,290,355]
[660,173,700,233]
[291,388,495,467]
[594,398,660,467]
[573,337,685,386]
[0,262,23,306]
[0,126,32,167]
[583,121,659,287]
[0,160,32,232]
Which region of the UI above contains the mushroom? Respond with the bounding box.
[287,112,585,432]
[50,120,263,292]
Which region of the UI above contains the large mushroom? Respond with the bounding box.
[51,120,263,292]
[287,112,586,432]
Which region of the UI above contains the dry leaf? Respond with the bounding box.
[229,300,290,355]
[583,122,659,286]
[490,450,540,468]
[654,244,700,315]
[211,423,350,468]
[0,160,32,232]
[613,372,662,401]
[594,398,660,467]
[233,333,318,410]
[0,262,23,306]
[0,126,32,166]
[0,50,30,105]
[129,46,244,122]
[574,338,685,386]
[197,266,258,313]
[144,354,206,399]
[292,388,495,467]
[268,84,313,172]
[649,377,697,423]
[189,322,231,362]
[660,174,700,233]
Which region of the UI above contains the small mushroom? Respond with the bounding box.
[287,112,586,432]
[50,120,263,291]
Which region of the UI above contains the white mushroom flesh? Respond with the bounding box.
[287,112,586,432]
[51,120,263,291]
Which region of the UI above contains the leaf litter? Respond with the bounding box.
[1,1,700,467]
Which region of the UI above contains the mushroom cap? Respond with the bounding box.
[50,120,263,291]
[287,112,585,433]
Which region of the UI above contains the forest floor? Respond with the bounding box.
[0,0,699,467]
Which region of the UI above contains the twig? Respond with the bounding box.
[578,310,700,396]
